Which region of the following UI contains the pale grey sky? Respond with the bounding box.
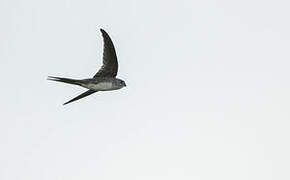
[1,0,290,179]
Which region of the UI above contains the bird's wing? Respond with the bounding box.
[94,29,118,78]
[63,90,97,105]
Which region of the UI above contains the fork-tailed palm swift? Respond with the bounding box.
[48,29,126,105]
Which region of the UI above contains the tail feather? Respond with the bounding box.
[47,76,81,86]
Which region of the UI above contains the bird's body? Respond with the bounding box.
[84,79,119,91]
[48,77,125,91]
[80,77,125,91]
[48,29,126,105]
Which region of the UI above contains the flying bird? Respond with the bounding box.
[48,29,126,105]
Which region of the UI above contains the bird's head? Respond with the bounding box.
[115,78,126,88]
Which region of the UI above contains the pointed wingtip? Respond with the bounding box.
[63,100,71,105]
[63,99,73,105]
[100,28,108,35]
[63,90,97,106]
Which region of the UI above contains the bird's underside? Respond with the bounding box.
[48,29,122,105]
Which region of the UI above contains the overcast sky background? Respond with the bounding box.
[1,0,290,179]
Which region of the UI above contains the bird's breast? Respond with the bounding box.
[86,82,115,91]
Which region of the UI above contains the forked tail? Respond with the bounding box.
[47,76,82,86]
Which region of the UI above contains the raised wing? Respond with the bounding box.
[94,29,118,78]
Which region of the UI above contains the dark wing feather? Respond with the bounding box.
[94,29,118,78]
[63,90,97,105]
